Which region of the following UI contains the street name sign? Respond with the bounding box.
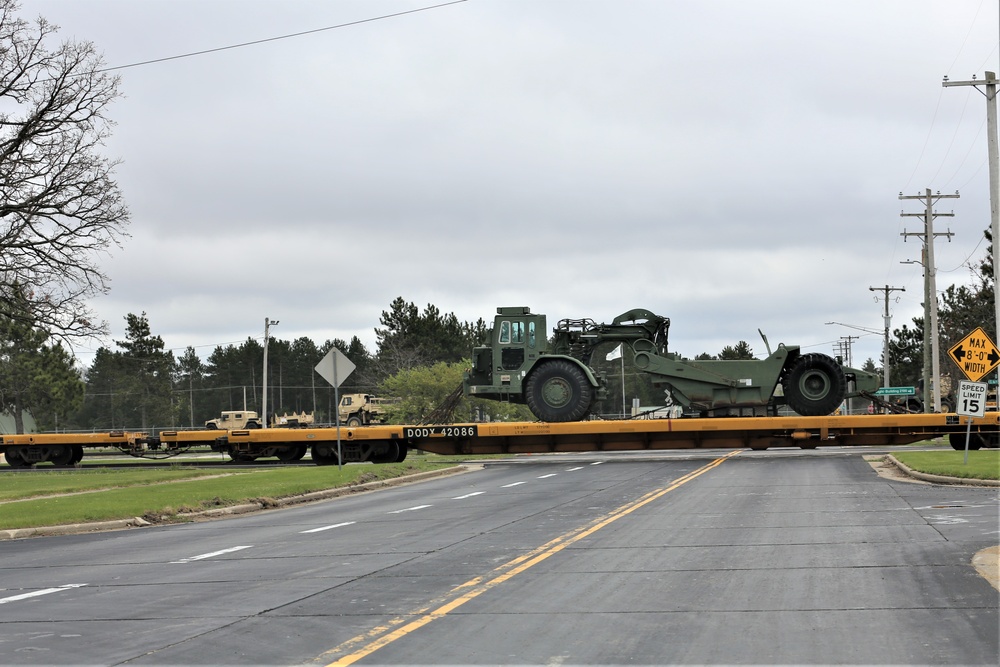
[873,386,915,396]
[957,381,988,418]
[947,327,1000,383]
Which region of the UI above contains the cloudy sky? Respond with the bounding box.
[24,0,1000,371]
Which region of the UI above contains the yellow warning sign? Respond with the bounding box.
[948,327,1000,382]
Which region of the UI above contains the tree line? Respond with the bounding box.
[0,297,509,432]
[3,292,818,433]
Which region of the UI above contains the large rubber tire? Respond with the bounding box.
[782,353,846,416]
[949,433,984,451]
[524,360,593,422]
[347,416,363,427]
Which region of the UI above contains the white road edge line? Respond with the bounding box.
[388,505,433,514]
[171,545,253,564]
[452,492,485,500]
[0,584,87,605]
[301,521,356,534]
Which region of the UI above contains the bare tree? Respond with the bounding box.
[0,0,129,341]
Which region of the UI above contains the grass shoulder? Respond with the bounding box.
[0,460,458,531]
[892,450,999,481]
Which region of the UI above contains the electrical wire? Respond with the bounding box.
[929,86,975,186]
[95,1,468,74]
[945,0,986,74]
[939,232,988,274]
[942,117,987,189]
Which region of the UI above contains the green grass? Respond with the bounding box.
[0,461,456,530]
[893,450,1000,481]
[0,468,228,501]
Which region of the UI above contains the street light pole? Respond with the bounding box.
[263,317,279,428]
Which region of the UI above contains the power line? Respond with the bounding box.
[96,1,468,74]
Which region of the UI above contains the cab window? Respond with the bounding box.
[528,321,536,349]
[499,321,511,344]
[511,322,524,344]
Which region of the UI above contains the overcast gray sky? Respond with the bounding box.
[25,0,1000,370]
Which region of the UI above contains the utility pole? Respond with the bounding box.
[900,189,957,412]
[262,317,279,428]
[836,335,858,414]
[869,285,905,389]
[943,72,999,388]
[835,336,857,368]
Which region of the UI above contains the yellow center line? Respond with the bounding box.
[320,451,740,666]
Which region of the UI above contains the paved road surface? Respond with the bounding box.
[0,451,997,665]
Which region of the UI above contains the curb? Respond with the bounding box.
[973,546,1000,592]
[885,455,1000,487]
[0,516,153,541]
[0,465,469,541]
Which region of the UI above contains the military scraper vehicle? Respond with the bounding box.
[463,307,880,422]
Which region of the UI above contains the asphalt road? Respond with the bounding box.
[0,451,997,665]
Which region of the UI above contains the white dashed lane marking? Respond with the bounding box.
[301,521,356,534]
[387,505,433,514]
[171,546,253,564]
[0,584,87,605]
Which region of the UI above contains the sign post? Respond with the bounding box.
[956,380,988,465]
[314,348,356,470]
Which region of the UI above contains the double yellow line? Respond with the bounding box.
[321,451,740,666]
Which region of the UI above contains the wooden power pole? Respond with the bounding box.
[900,189,957,412]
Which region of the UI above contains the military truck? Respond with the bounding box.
[463,307,881,422]
[205,410,314,430]
[205,411,263,430]
[274,411,315,427]
[338,393,398,427]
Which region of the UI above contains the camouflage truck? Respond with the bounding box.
[338,394,399,426]
[205,411,263,430]
[205,410,314,430]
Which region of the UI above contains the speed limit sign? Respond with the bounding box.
[957,380,988,418]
